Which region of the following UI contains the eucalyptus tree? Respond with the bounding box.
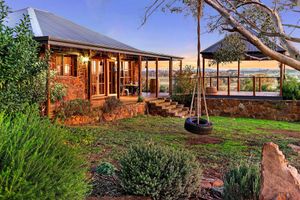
[143,0,300,70]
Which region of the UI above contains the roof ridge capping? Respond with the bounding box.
[27,7,43,36]
[12,7,50,13]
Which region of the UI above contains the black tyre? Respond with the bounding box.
[184,117,213,135]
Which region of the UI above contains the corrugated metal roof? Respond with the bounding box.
[6,8,183,60]
[201,34,286,58]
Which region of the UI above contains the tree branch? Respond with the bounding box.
[204,0,300,70]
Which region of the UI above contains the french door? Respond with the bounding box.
[91,60,105,96]
[109,61,117,94]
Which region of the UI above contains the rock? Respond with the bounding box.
[212,179,224,187]
[273,193,290,200]
[288,144,300,155]
[201,177,224,189]
[238,103,246,111]
[260,142,300,200]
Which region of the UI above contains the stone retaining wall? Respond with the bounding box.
[204,98,300,122]
[63,102,147,126]
[102,103,146,122]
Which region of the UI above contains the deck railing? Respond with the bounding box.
[172,75,283,97]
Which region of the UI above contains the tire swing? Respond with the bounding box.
[184,0,213,135]
[184,81,213,134]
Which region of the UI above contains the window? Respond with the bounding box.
[91,60,105,96]
[55,55,77,76]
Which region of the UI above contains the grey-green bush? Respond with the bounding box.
[0,107,89,200]
[119,144,202,200]
[96,162,116,176]
[223,164,260,200]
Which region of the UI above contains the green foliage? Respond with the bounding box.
[96,162,116,176]
[223,164,260,200]
[56,99,91,119]
[0,1,48,113]
[102,97,122,113]
[172,65,196,105]
[0,107,89,199]
[119,144,202,200]
[160,84,168,92]
[173,65,196,96]
[213,34,246,64]
[137,95,144,103]
[51,82,68,103]
[171,94,192,106]
[282,76,300,100]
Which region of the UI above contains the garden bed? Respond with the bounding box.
[64,116,300,199]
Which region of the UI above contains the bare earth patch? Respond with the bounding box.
[259,128,300,139]
[187,135,224,145]
[87,196,151,200]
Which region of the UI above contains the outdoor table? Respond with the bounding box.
[125,84,139,95]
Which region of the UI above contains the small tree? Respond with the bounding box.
[213,33,246,64]
[173,65,196,95]
[0,0,48,113]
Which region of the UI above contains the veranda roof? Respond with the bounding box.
[201,34,286,60]
[6,7,183,60]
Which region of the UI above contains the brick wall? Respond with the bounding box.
[49,53,88,101]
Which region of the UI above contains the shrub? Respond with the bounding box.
[160,85,168,93]
[173,65,196,95]
[55,99,91,119]
[119,144,202,200]
[282,76,300,100]
[0,107,89,199]
[96,162,116,176]
[223,164,260,200]
[137,95,144,103]
[0,2,48,113]
[102,97,122,113]
[51,82,68,103]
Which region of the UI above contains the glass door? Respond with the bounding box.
[91,59,105,96]
[109,61,117,94]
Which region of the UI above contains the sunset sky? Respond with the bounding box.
[6,0,300,70]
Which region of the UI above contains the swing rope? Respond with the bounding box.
[188,0,210,124]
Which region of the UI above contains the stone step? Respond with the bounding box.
[182,107,189,111]
[168,108,183,115]
[165,99,172,103]
[176,104,184,109]
[149,99,165,104]
[156,102,172,108]
[170,102,178,106]
[175,110,189,118]
[162,104,178,111]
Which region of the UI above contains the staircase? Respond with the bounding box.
[147,98,193,118]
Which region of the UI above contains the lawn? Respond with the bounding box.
[65,115,300,178]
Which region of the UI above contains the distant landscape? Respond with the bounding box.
[143,68,300,92]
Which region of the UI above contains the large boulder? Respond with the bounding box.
[260,142,300,200]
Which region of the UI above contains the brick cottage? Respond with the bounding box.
[7,7,183,116]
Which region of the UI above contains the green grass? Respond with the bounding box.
[64,116,300,175]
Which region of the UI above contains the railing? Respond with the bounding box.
[172,75,282,97]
